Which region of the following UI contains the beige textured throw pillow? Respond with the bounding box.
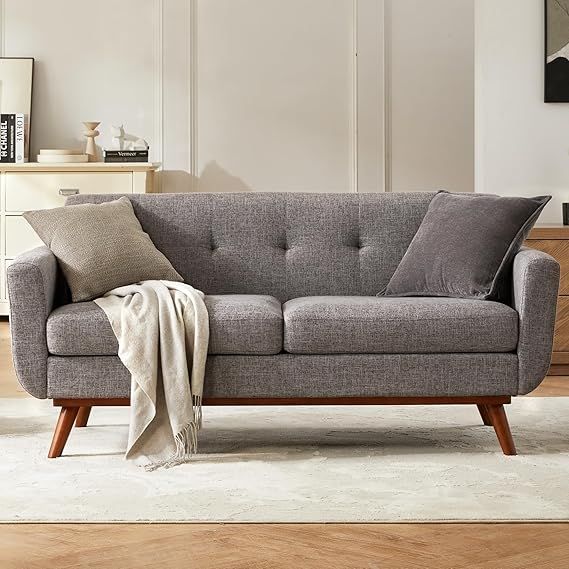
[24,196,183,302]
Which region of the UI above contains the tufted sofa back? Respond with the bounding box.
[67,192,435,301]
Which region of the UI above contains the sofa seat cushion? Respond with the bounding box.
[47,294,283,356]
[205,295,283,354]
[283,296,518,355]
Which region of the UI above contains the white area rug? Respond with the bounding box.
[1,397,568,522]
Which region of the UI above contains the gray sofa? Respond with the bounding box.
[8,192,560,457]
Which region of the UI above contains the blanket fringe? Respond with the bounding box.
[144,395,203,471]
[194,394,203,429]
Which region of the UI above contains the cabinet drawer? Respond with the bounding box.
[5,216,43,257]
[5,172,132,211]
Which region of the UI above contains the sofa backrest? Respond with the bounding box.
[67,192,435,301]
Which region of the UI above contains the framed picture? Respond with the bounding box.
[0,57,34,159]
[546,0,569,102]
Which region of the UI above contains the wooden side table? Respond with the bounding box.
[526,225,569,375]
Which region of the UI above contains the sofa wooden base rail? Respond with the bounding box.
[48,395,516,459]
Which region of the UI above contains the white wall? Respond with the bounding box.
[4,1,161,160]
[195,0,358,193]
[2,0,191,192]
[0,0,475,196]
[195,0,473,193]
[388,0,475,193]
[476,0,568,223]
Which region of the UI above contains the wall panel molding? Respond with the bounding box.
[187,0,198,190]
[383,0,392,192]
[0,1,472,195]
[0,0,388,194]
[350,0,359,193]
[154,0,164,164]
[153,0,164,190]
[387,0,474,194]
[188,0,385,193]
[356,0,387,192]
[0,0,5,57]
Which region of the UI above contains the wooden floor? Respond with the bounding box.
[1,318,569,568]
[2,523,569,569]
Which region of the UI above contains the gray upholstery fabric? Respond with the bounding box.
[9,193,558,403]
[7,246,59,398]
[47,302,116,356]
[205,295,283,355]
[283,296,518,354]
[47,295,283,356]
[513,247,560,394]
[383,192,551,300]
[66,192,435,302]
[47,353,519,399]
[24,197,182,302]
[48,356,131,399]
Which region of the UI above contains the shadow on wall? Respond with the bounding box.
[157,161,253,193]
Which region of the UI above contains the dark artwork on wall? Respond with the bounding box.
[546,0,569,102]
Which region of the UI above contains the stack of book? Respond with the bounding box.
[104,149,149,163]
[0,113,26,163]
[37,149,88,163]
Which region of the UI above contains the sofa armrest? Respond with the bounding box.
[513,247,560,394]
[7,247,60,399]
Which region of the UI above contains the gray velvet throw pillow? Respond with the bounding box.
[381,192,551,300]
[24,196,183,302]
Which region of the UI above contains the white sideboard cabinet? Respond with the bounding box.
[1,162,159,315]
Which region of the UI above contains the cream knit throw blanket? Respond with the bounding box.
[94,280,209,469]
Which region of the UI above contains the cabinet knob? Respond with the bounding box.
[58,188,80,196]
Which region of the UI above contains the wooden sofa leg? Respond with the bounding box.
[486,404,517,456]
[477,404,493,426]
[75,406,92,428]
[48,407,79,458]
